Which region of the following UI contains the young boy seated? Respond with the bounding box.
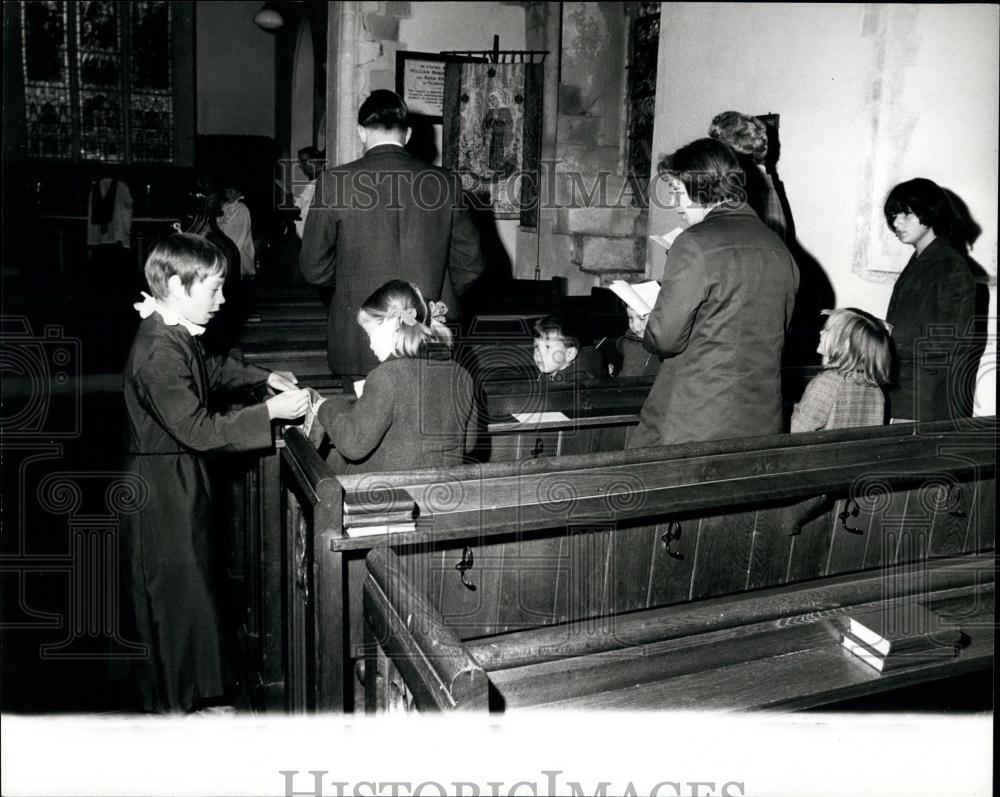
[532,314,606,384]
[616,305,660,377]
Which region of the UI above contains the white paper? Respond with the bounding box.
[608,280,661,315]
[353,379,365,398]
[648,226,684,250]
[512,411,571,424]
[344,522,416,538]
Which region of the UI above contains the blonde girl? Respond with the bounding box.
[315,279,475,473]
[791,308,892,432]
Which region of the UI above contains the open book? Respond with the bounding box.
[648,227,685,250]
[608,280,661,316]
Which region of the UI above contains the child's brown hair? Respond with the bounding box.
[144,232,226,299]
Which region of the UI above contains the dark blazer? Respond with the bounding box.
[317,353,476,475]
[628,204,799,448]
[300,144,484,376]
[885,237,976,420]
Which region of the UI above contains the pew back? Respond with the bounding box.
[280,417,996,711]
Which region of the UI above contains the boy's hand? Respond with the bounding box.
[268,371,299,392]
[266,388,310,420]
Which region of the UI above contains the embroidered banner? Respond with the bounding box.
[443,61,543,226]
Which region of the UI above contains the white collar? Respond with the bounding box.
[133,292,205,337]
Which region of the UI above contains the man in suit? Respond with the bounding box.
[300,90,484,383]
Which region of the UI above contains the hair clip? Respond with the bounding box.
[429,300,448,326]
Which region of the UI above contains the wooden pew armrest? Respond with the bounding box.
[363,546,488,711]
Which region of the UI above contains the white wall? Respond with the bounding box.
[196,0,275,137]
[398,1,526,264]
[652,2,998,414]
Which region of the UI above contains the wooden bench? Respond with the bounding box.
[363,546,993,711]
[278,416,996,712]
[227,374,657,706]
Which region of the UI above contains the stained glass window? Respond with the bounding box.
[76,1,124,161]
[625,2,660,203]
[22,1,73,159]
[130,1,173,162]
[19,0,175,163]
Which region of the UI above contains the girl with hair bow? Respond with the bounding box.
[310,280,477,475]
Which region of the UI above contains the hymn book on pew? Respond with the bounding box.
[840,603,961,673]
[608,280,662,316]
[847,603,962,656]
[840,632,959,673]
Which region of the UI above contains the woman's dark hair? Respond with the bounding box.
[658,138,746,207]
[357,90,409,131]
[883,178,956,237]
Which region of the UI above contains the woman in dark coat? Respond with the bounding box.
[883,178,976,421]
[628,138,799,448]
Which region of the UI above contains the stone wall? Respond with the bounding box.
[528,2,648,293]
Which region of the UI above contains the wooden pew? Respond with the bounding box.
[278,416,996,712]
[363,546,993,712]
[480,375,654,460]
[229,374,655,706]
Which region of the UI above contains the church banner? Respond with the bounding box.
[443,61,543,227]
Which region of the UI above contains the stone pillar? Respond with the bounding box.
[326,1,362,166]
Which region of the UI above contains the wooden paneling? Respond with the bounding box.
[689,511,757,600]
[647,519,697,607]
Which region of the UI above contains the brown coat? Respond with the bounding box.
[299,144,484,376]
[628,204,798,448]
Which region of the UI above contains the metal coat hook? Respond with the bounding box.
[456,546,476,591]
[661,521,684,560]
[839,499,863,534]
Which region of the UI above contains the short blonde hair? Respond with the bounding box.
[820,308,892,386]
[357,279,452,357]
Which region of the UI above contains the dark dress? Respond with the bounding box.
[317,352,476,475]
[885,237,976,421]
[628,204,798,448]
[122,313,272,712]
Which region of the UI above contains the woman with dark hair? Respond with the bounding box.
[628,138,799,448]
[883,178,976,421]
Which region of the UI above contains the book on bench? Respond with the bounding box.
[846,603,962,656]
[840,631,959,673]
[343,522,417,538]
